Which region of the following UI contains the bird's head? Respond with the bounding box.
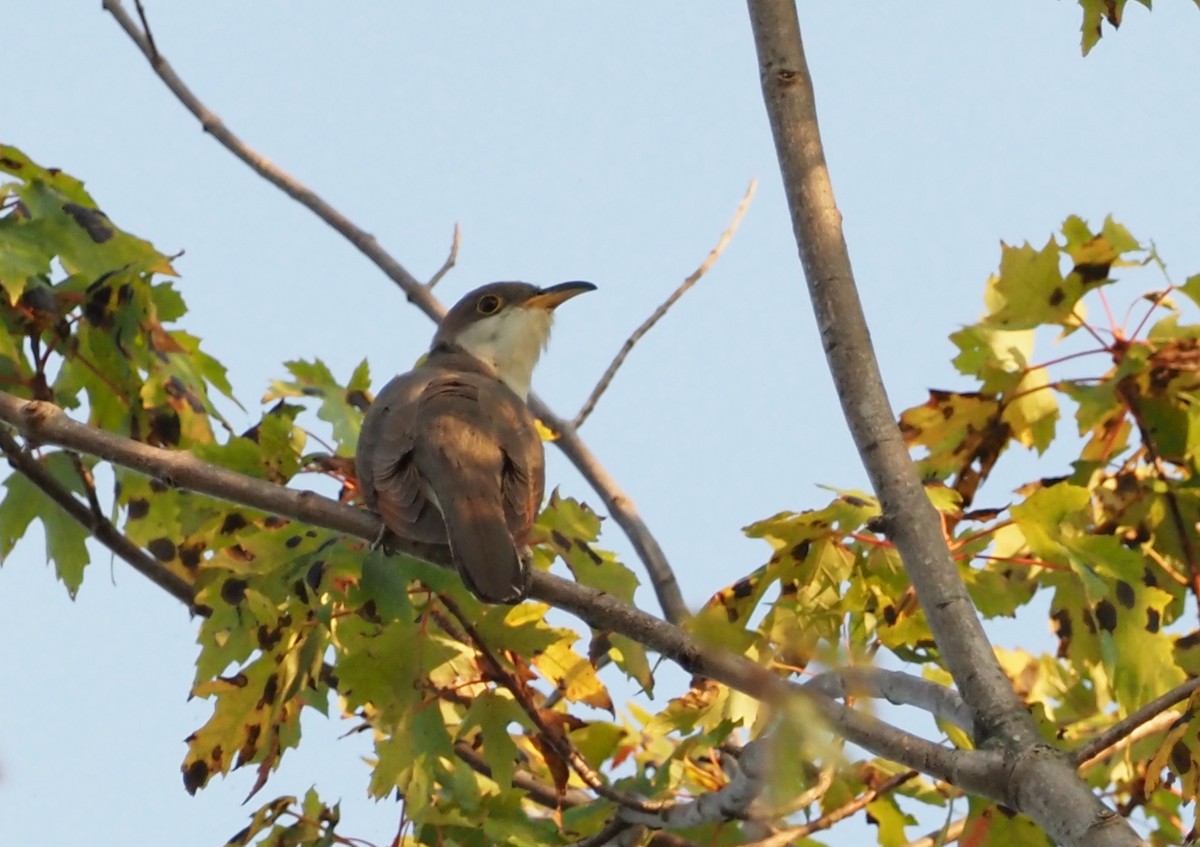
[433,281,596,399]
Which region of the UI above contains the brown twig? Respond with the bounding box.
[0,427,194,605]
[102,0,689,626]
[743,770,919,846]
[452,741,593,810]
[426,223,461,289]
[132,0,158,61]
[900,816,967,847]
[1072,676,1200,767]
[436,593,672,816]
[572,179,758,430]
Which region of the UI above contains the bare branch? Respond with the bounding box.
[1072,676,1200,767]
[745,3,1139,845]
[426,223,461,289]
[102,0,688,625]
[805,668,974,734]
[0,427,194,605]
[100,0,438,317]
[0,391,1011,800]
[572,179,758,430]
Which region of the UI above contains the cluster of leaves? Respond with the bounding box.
[8,144,1200,846]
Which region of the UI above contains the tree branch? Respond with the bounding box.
[744,2,1140,845]
[101,0,689,625]
[0,391,1013,801]
[572,178,758,430]
[804,668,974,734]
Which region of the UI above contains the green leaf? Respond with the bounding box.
[458,691,528,789]
[982,238,1070,329]
[1001,366,1058,453]
[0,451,91,595]
[866,794,917,847]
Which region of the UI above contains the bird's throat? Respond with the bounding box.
[451,308,554,400]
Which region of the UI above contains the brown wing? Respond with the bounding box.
[412,371,541,603]
[495,397,545,547]
[355,368,449,544]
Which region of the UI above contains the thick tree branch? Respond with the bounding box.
[101,0,689,625]
[744,2,1140,845]
[572,179,757,430]
[0,391,1015,802]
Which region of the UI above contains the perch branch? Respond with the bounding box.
[0,391,1015,802]
[745,2,1139,845]
[102,0,688,625]
[572,178,758,430]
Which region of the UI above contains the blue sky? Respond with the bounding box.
[3,3,1199,845]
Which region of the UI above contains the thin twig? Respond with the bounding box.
[0,427,194,605]
[900,815,967,847]
[1072,677,1200,767]
[742,770,919,847]
[572,179,758,430]
[102,0,689,626]
[426,223,461,289]
[132,0,158,61]
[452,741,593,810]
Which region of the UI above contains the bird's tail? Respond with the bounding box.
[438,491,529,604]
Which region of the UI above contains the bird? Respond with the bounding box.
[356,280,596,604]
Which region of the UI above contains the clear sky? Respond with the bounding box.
[3,3,1199,845]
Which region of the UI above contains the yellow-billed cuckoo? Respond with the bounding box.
[356,280,596,604]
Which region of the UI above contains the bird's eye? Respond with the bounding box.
[477,294,502,315]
